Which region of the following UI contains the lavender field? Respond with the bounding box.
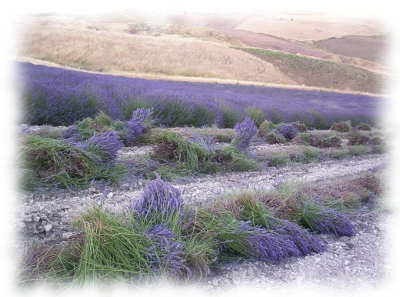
[17,62,385,129]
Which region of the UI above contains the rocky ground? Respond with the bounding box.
[12,140,398,296]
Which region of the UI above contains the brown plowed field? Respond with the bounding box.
[314,34,392,63]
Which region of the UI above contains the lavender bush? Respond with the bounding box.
[144,223,188,277]
[276,123,299,140]
[189,135,217,152]
[116,109,150,146]
[18,61,383,129]
[133,175,184,227]
[79,131,123,165]
[232,117,258,152]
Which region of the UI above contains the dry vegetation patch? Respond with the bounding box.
[17,23,295,85]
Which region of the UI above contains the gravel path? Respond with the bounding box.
[13,150,397,296]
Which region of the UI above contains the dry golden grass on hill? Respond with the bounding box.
[236,13,388,42]
[17,24,296,85]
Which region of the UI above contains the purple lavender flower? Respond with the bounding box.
[131,108,152,124]
[239,221,301,263]
[144,223,188,276]
[133,175,183,222]
[232,117,258,152]
[189,135,216,151]
[18,61,382,129]
[79,131,123,165]
[271,220,326,255]
[117,108,152,146]
[61,125,81,143]
[276,124,299,140]
[300,203,356,237]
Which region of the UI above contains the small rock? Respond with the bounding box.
[40,215,49,222]
[62,232,75,240]
[23,217,33,223]
[61,205,70,211]
[315,257,321,263]
[107,192,114,199]
[44,224,53,233]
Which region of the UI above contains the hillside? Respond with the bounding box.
[15,11,394,94]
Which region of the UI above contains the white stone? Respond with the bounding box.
[44,224,53,233]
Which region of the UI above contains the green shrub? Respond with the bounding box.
[220,106,241,128]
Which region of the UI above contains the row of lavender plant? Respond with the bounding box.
[22,174,359,284]
[17,61,383,129]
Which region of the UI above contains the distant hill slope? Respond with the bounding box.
[15,11,394,94]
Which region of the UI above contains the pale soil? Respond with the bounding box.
[235,14,388,42]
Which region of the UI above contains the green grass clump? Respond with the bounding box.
[348,145,372,156]
[293,132,341,148]
[347,133,371,146]
[245,107,267,128]
[152,131,215,172]
[326,147,350,159]
[264,152,289,167]
[151,130,260,177]
[73,111,114,140]
[21,135,125,189]
[258,120,277,137]
[211,191,275,228]
[220,146,261,172]
[290,147,321,163]
[291,121,308,132]
[265,131,286,144]
[220,106,241,128]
